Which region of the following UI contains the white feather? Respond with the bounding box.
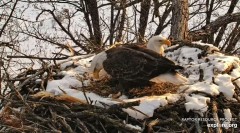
[147,35,167,55]
[150,73,188,85]
[89,51,107,73]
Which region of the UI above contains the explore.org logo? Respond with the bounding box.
[182,117,238,129]
[207,123,238,129]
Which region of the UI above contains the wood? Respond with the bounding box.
[170,0,189,40]
[165,40,219,53]
[212,101,222,133]
[85,0,102,46]
[138,0,151,43]
[190,12,240,41]
[214,0,239,47]
[116,0,126,42]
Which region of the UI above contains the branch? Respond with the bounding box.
[40,9,90,53]
[0,0,19,37]
[7,55,69,60]
[115,0,142,10]
[190,12,240,41]
[165,40,219,53]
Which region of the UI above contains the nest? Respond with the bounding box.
[81,78,180,98]
[1,65,240,132]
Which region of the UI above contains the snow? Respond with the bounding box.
[166,43,240,115]
[184,94,210,116]
[47,77,83,95]
[231,68,240,87]
[215,74,235,99]
[47,69,181,119]
[43,43,240,121]
[184,82,220,96]
[177,47,202,65]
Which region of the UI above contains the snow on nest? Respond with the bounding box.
[166,41,239,115]
[45,42,240,120]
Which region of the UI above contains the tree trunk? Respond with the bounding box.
[85,0,102,47]
[116,0,127,42]
[170,0,189,40]
[138,0,151,43]
[81,0,94,40]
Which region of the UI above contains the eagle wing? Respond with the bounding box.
[103,46,180,81]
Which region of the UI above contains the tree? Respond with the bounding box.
[170,0,189,40]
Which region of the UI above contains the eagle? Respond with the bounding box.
[89,35,188,91]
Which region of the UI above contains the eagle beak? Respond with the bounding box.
[163,39,171,46]
[93,69,101,79]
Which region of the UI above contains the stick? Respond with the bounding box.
[212,101,222,133]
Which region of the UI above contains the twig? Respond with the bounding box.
[109,100,140,109]
[58,118,74,133]
[212,101,222,133]
[7,55,68,60]
[65,111,141,133]
[194,113,202,133]
[76,119,90,133]
[82,86,90,104]
[99,121,108,133]
[232,76,240,82]
[0,0,19,37]
[199,69,204,82]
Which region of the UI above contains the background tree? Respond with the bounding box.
[170,0,189,40]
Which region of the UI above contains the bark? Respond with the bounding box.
[81,0,94,40]
[85,0,102,46]
[116,0,126,42]
[170,0,189,40]
[138,0,151,43]
[109,2,115,45]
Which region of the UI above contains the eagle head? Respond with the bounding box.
[89,51,107,79]
[147,35,171,55]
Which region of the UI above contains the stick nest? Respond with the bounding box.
[1,63,240,133]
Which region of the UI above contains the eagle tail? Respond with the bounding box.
[150,72,188,85]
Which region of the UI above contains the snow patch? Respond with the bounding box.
[215,74,235,99]
[184,94,210,116]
